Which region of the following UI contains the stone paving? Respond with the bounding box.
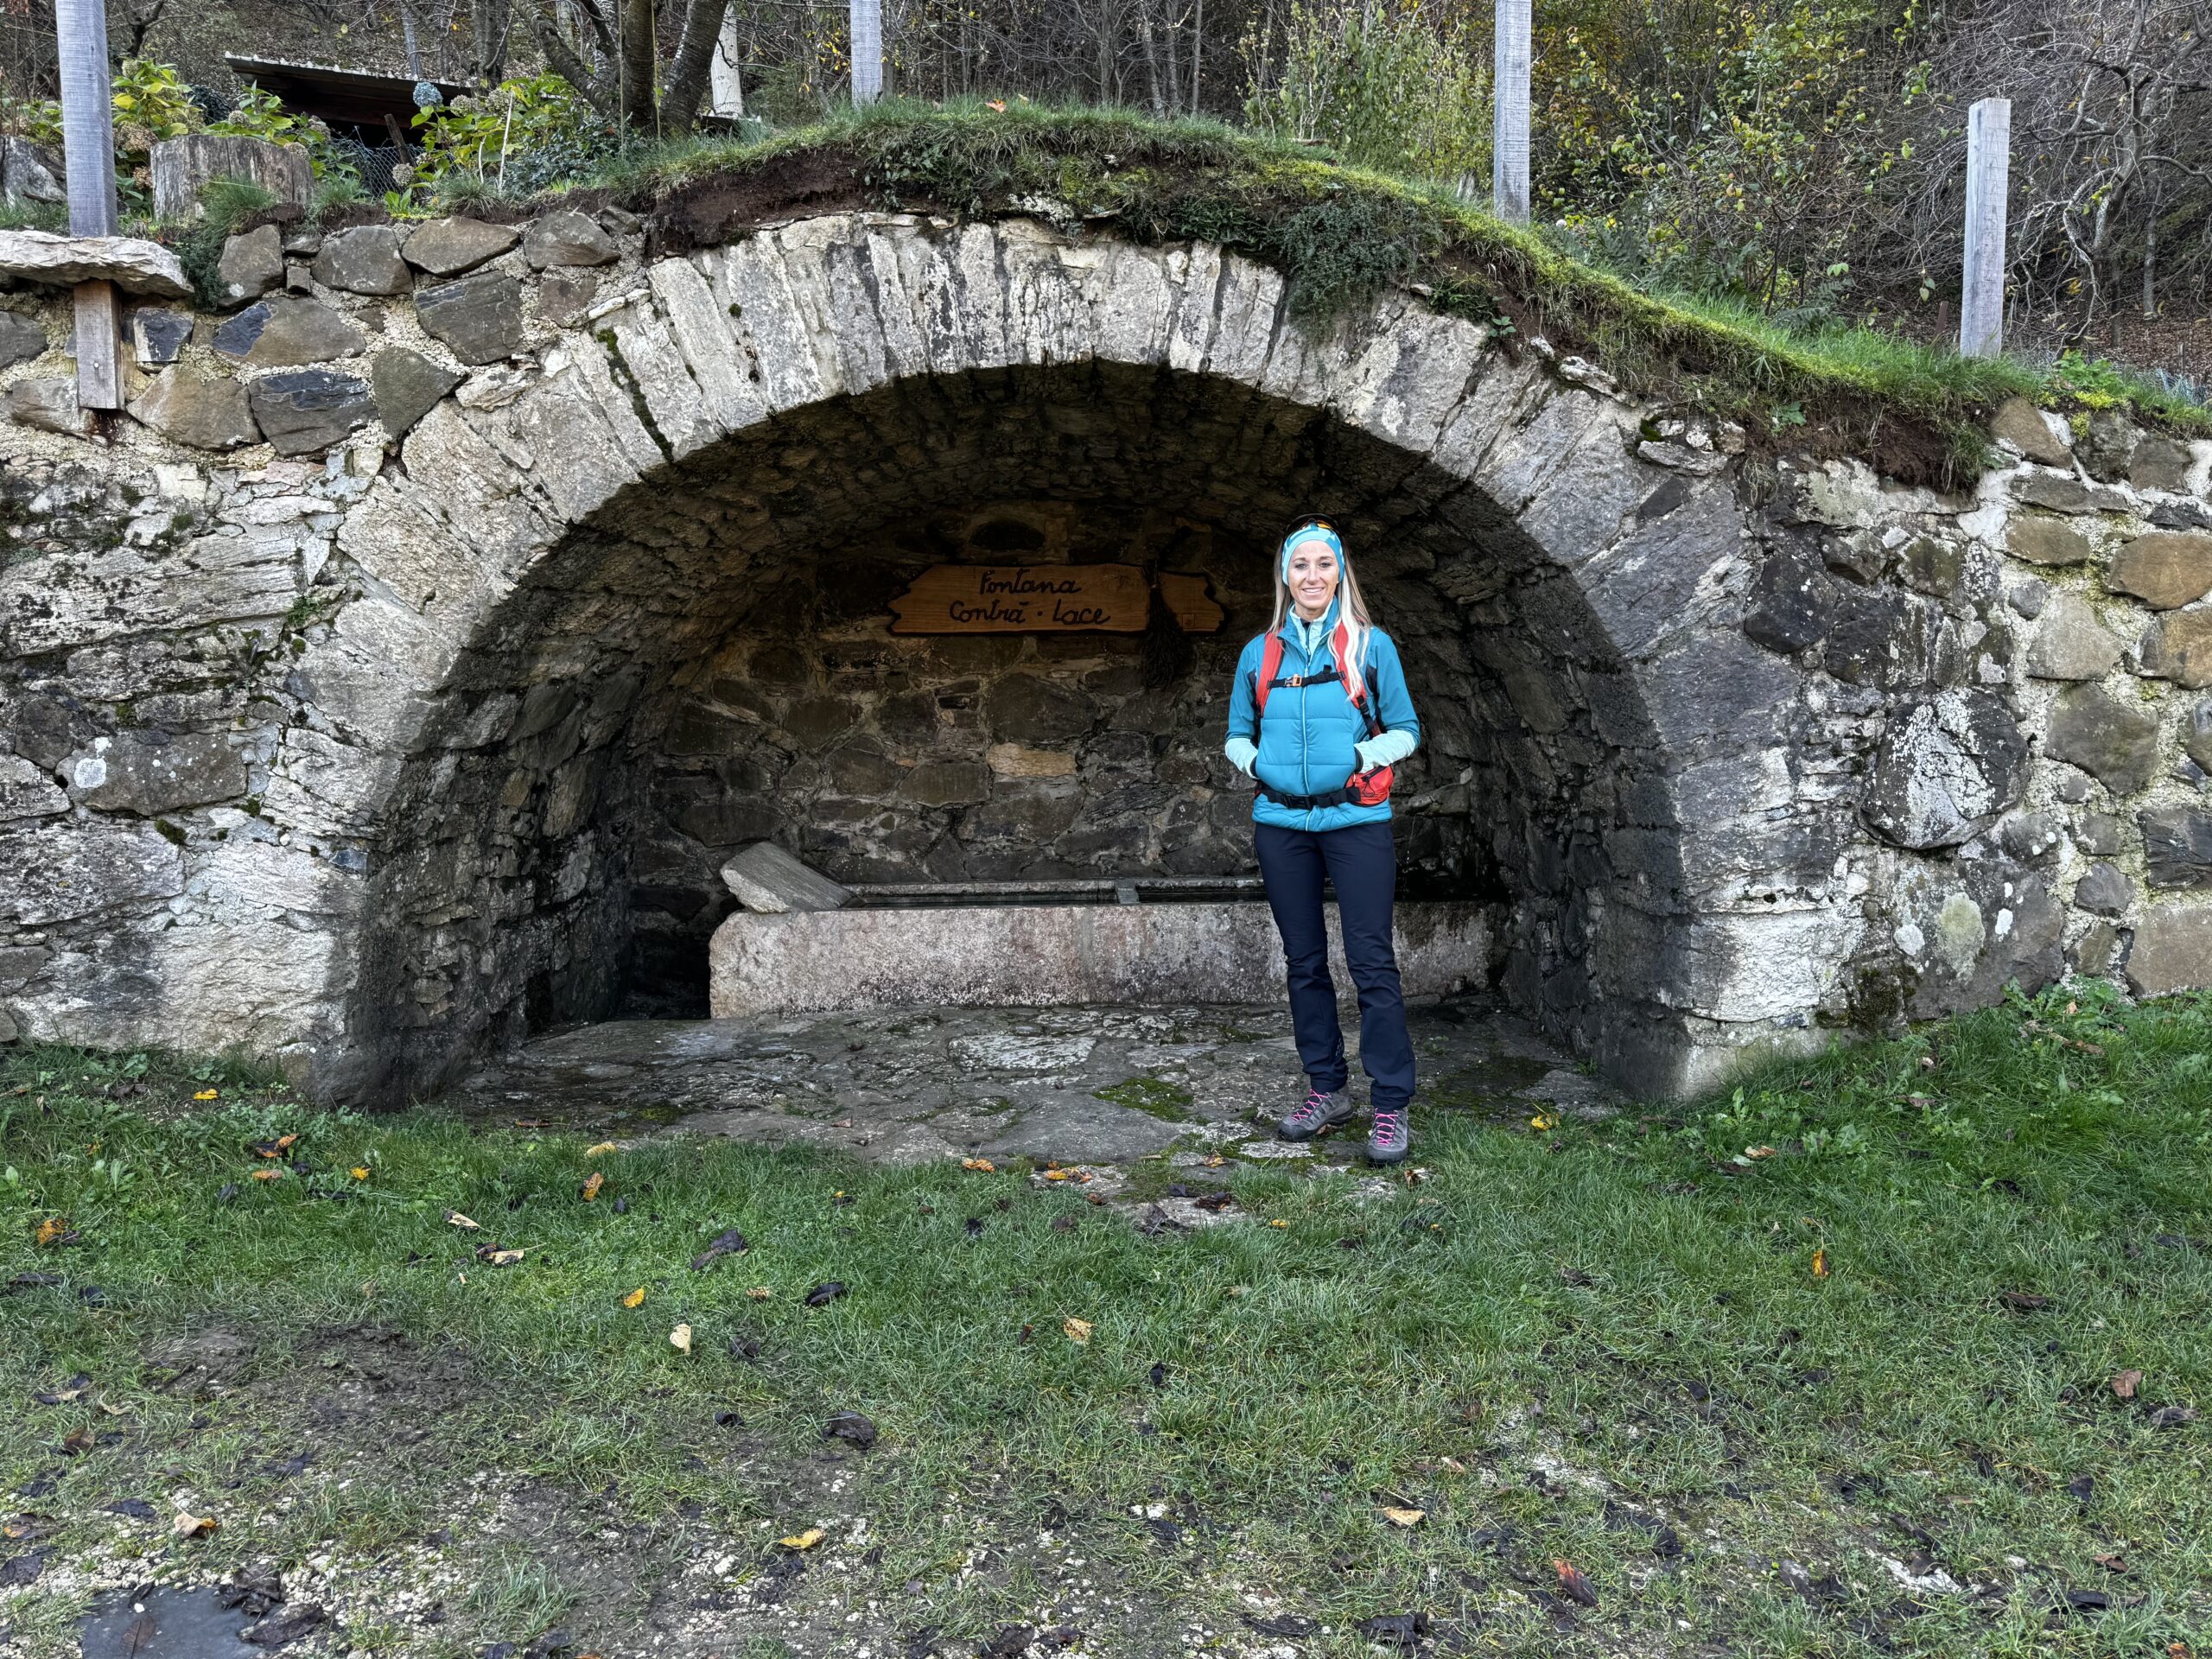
[445,994,1624,1169]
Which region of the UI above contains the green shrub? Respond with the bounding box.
[1243,0,1488,188]
[391,74,607,213]
[209,85,365,197]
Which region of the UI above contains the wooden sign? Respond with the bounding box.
[888,564,1224,634]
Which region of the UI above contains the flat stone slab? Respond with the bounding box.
[444,995,1575,1170]
[0,228,191,297]
[709,899,1492,1020]
[721,840,852,913]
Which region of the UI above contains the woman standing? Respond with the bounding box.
[1224,518,1422,1165]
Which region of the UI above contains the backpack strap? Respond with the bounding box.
[1332,620,1385,739]
[1254,631,1287,718]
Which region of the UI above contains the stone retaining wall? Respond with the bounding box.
[2,198,2209,1103]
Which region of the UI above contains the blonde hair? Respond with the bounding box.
[1268,540,1376,681]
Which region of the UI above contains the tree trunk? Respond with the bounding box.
[1189,0,1201,112]
[2143,215,2158,318]
[399,0,425,77]
[620,0,658,131]
[472,0,512,84]
[530,0,623,119]
[663,0,734,128]
[1139,8,1164,114]
[1160,2,1180,116]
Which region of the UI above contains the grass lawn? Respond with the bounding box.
[2,983,2209,1656]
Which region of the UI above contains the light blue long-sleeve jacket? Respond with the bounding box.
[1224,601,1421,832]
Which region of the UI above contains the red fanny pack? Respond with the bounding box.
[1253,620,1393,809]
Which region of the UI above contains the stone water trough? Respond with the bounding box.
[706,844,1493,1020]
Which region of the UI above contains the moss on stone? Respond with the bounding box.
[506,101,2206,487]
[1093,1076,1197,1122]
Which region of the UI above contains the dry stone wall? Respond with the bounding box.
[1,198,2209,1106]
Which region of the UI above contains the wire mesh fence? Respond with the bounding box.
[321,134,407,198]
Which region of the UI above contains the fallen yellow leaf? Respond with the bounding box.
[1745,1145,1777,1160]
[33,1216,70,1247]
[670,1322,693,1353]
[1381,1506,1426,1528]
[249,1167,283,1181]
[445,1211,480,1230]
[584,1141,620,1155]
[1063,1316,1093,1344]
[961,1158,995,1173]
[779,1527,824,1550]
[582,1171,605,1201]
[194,1089,218,1101]
[349,1166,370,1181]
[1043,1169,1071,1181]
[623,1287,646,1308]
[1812,1249,1829,1279]
[1268,1219,1289,1229]
[746,1287,772,1300]
[1530,1115,1556,1131]
[170,1510,217,1539]
[486,1248,525,1267]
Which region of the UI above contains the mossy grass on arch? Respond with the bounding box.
[465,99,2209,486]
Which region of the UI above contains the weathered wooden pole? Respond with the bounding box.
[1492,0,1531,224]
[1961,96,2010,359]
[55,0,123,410]
[709,5,746,117]
[849,0,882,105]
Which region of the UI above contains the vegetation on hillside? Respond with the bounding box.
[6,0,2205,385]
[4,4,2206,470]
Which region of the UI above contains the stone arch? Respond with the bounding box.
[279,213,1822,1104]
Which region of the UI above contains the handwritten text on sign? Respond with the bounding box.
[888,564,1225,634]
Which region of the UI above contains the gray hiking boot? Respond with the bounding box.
[1367,1106,1410,1166]
[1277,1084,1356,1141]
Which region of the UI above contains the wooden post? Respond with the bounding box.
[55,0,122,410]
[1491,0,1531,225]
[1961,96,2010,359]
[709,4,746,117]
[849,0,882,105]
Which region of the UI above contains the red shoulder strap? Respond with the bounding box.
[1334,622,1384,738]
[1333,621,1366,706]
[1255,632,1285,716]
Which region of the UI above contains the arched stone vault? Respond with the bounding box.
[22,206,2196,1107]
[300,215,1817,1103]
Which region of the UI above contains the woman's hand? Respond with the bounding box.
[1352,729,1418,774]
[1224,737,1259,779]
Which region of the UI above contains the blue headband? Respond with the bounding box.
[1281,522,1344,583]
